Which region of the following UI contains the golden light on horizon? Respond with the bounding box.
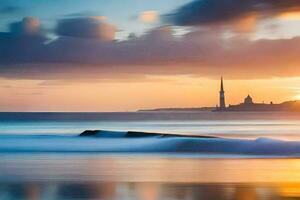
[295,94,300,100]
[0,76,300,111]
[278,184,300,198]
[278,11,300,20]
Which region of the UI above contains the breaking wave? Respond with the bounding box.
[1,130,300,157]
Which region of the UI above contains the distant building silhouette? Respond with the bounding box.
[218,77,226,111]
[142,77,300,112]
[244,95,253,104]
[224,92,300,112]
[139,77,300,112]
[213,78,295,112]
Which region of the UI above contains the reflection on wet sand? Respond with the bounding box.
[2,155,300,199]
[2,183,300,200]
[3,155,300,183]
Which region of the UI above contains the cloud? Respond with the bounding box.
[10,17,42,36]
[165,0,300,27]
[0,6,21,16]
[138,11,159,24]
[232,14,258,33]
[0,17,47,64]
[1,17,300,80]
[63,11,103,18]
[55,17,116,41]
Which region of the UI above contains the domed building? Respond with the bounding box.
[215,78,283,112]
[244,95,253,104]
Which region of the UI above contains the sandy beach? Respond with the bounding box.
[2,154,300,199]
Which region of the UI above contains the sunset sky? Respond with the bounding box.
[1,0,300,111]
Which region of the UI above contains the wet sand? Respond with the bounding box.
[1,154,300,199]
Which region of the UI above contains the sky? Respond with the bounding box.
[1,0,300,111]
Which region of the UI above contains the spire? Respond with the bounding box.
[219,76,226,111]
[220,76,224,92]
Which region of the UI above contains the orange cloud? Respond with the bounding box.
[233,14,257,33]
[139,11,159,24]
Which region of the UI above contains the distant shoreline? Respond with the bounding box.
[138,107,215,112]
[139,100,300,112]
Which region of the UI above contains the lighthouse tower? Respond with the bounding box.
[219,77,226,111]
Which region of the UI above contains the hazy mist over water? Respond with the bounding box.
[1,111,300,138]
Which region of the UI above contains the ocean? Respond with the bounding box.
[1,111,300,137]
[2,111,300,199]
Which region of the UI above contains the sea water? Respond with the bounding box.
[1,111,300,137]
[1,111,300,199]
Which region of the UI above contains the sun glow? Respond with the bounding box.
[278,11,300,20]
